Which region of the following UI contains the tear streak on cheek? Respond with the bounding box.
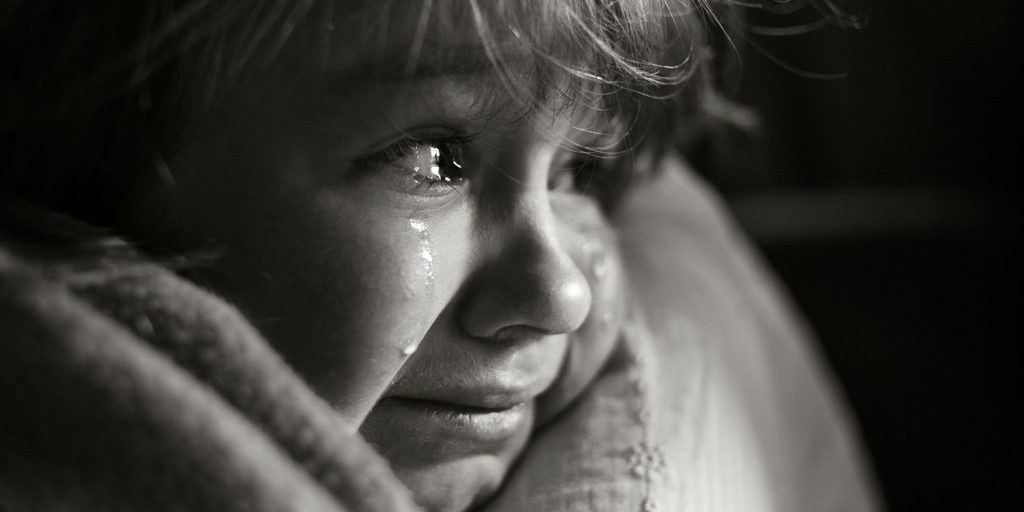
[314,223,437,424]
[399,217,436,357]
[536,221,625,426]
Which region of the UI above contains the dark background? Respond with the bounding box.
[689,1,1021,509]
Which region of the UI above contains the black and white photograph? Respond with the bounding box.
[1,1,1018,510]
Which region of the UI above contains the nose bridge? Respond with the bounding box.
[460,140,592,340]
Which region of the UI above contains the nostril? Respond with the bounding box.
[491,324,558,344]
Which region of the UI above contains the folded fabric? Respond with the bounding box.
[0,214,420,511]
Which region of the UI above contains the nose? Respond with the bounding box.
[460,201,592,340]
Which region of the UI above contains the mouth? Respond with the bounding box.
[368,347,567,455]
[374,397,533,445]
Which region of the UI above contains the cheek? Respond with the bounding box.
[551,195,627,334]
[537,196,626,419]
[579,235,625,333]
[161,117,448,425]
[567,224,626,377]
[220,199,443,424]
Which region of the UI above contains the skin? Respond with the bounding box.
[127,6,629,511]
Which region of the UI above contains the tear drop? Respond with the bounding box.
[400,339,421,357]
[409,218,435,288]
[591,251,609,279]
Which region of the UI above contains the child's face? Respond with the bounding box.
[139,5,627,511]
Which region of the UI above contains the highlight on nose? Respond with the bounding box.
[533,272,591,334]
[460,234,593,341]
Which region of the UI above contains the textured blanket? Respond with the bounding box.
[0,158,880,511]
[0,214,419,512]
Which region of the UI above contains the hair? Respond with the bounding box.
[0,0,862,227]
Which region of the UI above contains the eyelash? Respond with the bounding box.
[356,132,626,206]
[359,134,471,194]
[550,148,627,208]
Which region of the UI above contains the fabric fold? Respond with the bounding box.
[0,245,419,512]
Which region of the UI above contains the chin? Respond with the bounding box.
[393,455,510,512]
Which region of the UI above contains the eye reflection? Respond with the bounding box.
[356,135,468,195]
[405,140,464,185]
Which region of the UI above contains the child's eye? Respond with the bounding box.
[549,148,631,212]
[402,139,466,186]
[358,136,467,195]
[550,153,612,197]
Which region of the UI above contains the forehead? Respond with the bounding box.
[277,0,606,129]
[237,0,627,138]
[322,0,531,80]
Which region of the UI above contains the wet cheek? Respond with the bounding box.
[580,236,624,330]
[254,211,441,424]
[401,218,436,355]
[538,197,625,418]
[551,195,626,336]
[571,229,625,362]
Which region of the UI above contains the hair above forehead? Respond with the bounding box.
[315,0,714,148]
[0,0,862,131]
[315,0,862,111]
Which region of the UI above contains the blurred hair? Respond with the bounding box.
[0,0,861,226]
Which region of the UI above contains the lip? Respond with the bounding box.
[389,365,559,409]
[414,382,540,411]
[372,397,532,445]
